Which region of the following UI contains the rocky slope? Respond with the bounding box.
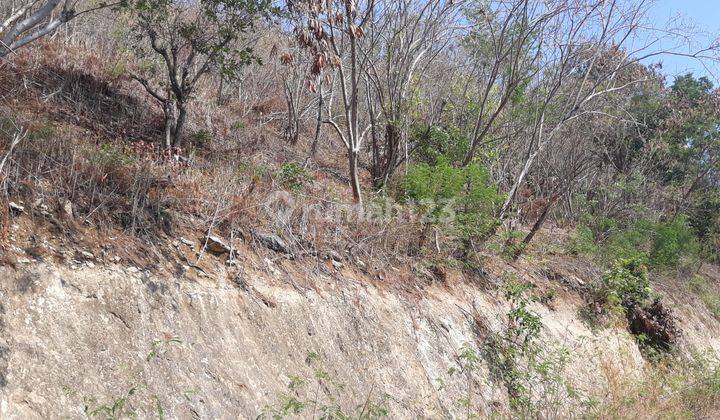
[1,241,719,418]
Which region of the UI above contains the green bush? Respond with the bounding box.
[571,215,700,270]
[597,256,651,310]
[650,216,700,268]
[410,124,470,165]
[401,158,502,244]
[276,162,310,191]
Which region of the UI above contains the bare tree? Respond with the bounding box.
[460,0,556,167]
[275,41,319,145]
[493,0,719,220]
[0,0,118,57]
[289,0,376,204]
[361,0,465,189]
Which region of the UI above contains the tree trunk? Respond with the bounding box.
[172,103,187,148]
[307,89,323,164]
[512,194,559,260]
[500,147,538,219]
[283,80,300,145]
[371,122,400,190]
[348,149,362,204]
[162,99,176,150]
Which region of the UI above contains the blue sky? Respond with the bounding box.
[647,0,720,84]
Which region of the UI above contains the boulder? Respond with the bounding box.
[8,202,24,214]
[254,231,290,254]
[203,235,232,255]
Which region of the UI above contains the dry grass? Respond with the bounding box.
[0,38,438,274]
[586,352,720,419]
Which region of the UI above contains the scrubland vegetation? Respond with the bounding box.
[2,0,720,417]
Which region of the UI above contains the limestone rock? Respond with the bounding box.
[203,235,232,255]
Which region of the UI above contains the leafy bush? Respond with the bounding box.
[411,124,470,165]
[479,275,582,417]
[589,257,681,358]
[401,158,502,245]
[571,215,700,270]
[504,279,543,345]
[596,256,651,311]
[276,162,310,191]
[650,216,700,268]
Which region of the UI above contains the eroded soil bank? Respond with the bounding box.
[0,258,718,418]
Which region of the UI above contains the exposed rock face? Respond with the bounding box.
[0,262,717,419]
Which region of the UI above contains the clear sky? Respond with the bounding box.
[647,0,720,84]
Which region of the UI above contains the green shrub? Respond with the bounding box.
[190,129,213,148]
[650,216,700,268]
[570,215,649,263]
[401,158,502,244]
[504,279,543,344]
[597,256,651,310]
[571,215,700,270]
[410,124,470,165]
[276,162,310,191]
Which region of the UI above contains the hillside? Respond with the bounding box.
[1,231,719,418]
[2,0,720,418]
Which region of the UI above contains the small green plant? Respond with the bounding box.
[190,129,213,148]
[146,336,182,362]
[259,352,389,419]
[85,143,136,168]
[474,275,580,417]
[504,279,543,345]
[446,343,483,418]
[85,385,142,419]
[276,162,310,191]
